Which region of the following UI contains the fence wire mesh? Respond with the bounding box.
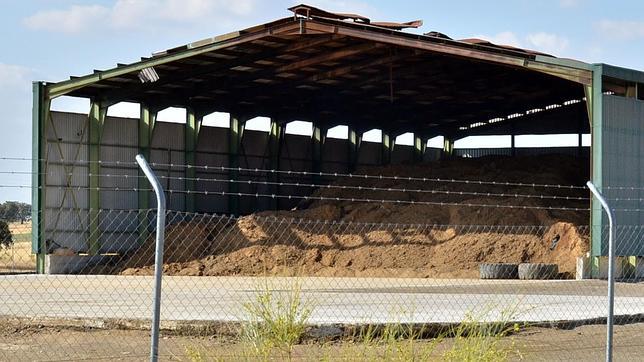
[1,152,644,361]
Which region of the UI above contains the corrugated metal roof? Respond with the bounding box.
[44,3,594,138]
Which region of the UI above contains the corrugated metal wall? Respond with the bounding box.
[44,111,590,253]
[455,147,590,158]
[601,95,644,255]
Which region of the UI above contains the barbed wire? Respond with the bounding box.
[8,170,590,201]
[0,157,588,190]
[0,184,591,211]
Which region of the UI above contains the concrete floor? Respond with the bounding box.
[1,275,644,325]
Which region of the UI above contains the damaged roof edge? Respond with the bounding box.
[45,4,594,100]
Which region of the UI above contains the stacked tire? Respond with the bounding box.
[518,263,558,280]
[479,263,519,279]
[479,263,559,280]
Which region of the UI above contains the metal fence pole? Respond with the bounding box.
[136,154,166,362]
[586,181,616,362]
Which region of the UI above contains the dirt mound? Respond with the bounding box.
[119,154,590,278]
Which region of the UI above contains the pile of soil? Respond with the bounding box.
[119,154,590,278]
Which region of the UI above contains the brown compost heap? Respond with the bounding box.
[119,154,590,278]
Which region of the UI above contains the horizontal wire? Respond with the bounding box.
[149,162,589,190]
[1,157,588,190]
[13,170,591,201]
[7,183,644,206]
[8,184,592,211]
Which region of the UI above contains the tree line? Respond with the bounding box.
[0,201,31,222]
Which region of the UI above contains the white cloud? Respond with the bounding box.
[596,20,644,40]
[23,5,110,34]
[24,0,259,34]
[525,32,569,54]
[474,31,522,48]
[475,31,569,55]
[297,0,375,16]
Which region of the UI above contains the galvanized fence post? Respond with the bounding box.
[586,181,616,362]
[136,154,166,362]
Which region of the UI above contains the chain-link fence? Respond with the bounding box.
[1,156,644,361]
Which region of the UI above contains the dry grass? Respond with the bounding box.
[0,221,35,272]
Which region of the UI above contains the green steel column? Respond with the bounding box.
[138,105,156,244]
[268,118,282,210]
[88,101,106,255]
[185,108,201,212]
[511,135,516,157]
[413,134,426,163]
[589,65,604,267]
[312,123,327,183]
[348,127,361,172]
[381,131,392,165]
[443,137,454,156]
[229,115,245,216]
[32,82,48,273]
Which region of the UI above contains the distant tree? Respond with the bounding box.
[0,220,12,249]
[0,202,31,222]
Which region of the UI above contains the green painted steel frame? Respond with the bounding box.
[138,105,157,243]
[312,123,327,182]
[413,134,425,162]
[185,108,201,212]
[88,101,107,255]
[381,131,392,165]
[229,115,245,216]
[590,64,604,262]
[268,118,283,210]
[32,82,48,272]
[348,127,361,172]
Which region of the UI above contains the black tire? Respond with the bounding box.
[518,263,558,280]
[479,263,519,279]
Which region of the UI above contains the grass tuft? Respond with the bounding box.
[240,279,313,361]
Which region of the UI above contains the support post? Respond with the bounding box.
[413,134,426,163]
[185,108,201,212]
[381,131,392,165]
[443,137,454,156]
[348,127,361,172]
[511,134,516,157]
[229,114,244,216]
[32,82,48,273]
[135,154,166,362]
[589,65,604,271]
[138,104,156,244]
[586,181,616,362]
[88,101,106,255]
[268,118,282,210]
[312,123,327,179]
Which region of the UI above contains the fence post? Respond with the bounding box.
[586,181,616,362]
[136,154,166,362]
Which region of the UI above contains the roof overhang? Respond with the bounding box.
[43,6,594,137]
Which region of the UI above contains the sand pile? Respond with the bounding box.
[119,154,590,278]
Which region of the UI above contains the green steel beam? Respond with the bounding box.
[32,82,47,273]
[229,115,245,216]
[590,64,604,264]
[185,108,201,212]
[413,134,426,163]
[45,23,298,99]
[268,118,282,210]
[138,105,156,244]
[88,101,107,255]
[348,127,362,172]
[381,131,392,165]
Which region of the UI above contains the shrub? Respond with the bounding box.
[0,220,13,249]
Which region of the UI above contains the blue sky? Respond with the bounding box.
[1,0,643,203]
